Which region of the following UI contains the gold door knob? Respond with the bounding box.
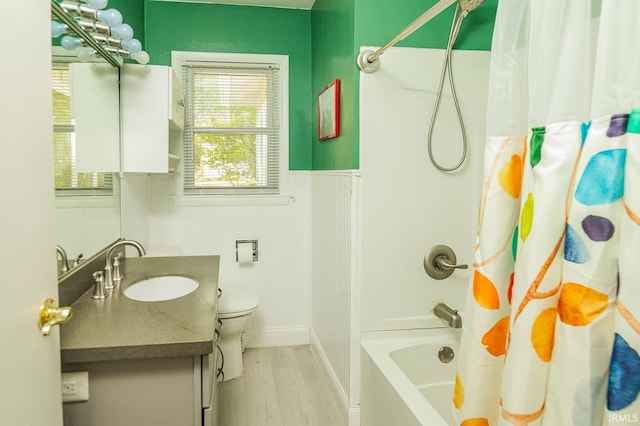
[38,298,73,336]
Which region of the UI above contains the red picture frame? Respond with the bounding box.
[318,79,340,140]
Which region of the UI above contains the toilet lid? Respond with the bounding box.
[218,290,259,315]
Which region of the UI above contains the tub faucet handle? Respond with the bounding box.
[424,244,468,280]
[435,257,468,271]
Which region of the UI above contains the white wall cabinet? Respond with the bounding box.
[71,63,120,173]
[121,64,184,173]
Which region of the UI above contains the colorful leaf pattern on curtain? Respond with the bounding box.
[455,111,640,425]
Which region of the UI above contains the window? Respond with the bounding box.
[175,52,288,198]
[52,63,113,196]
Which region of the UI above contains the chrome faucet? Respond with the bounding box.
[56,245,70,276]
[104,240,146,290]
[433,303,462,328]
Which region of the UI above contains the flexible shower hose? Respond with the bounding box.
[427,6,469,172]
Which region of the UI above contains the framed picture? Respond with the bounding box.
[318,79,340,140]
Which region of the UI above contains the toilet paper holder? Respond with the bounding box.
[235,240,259,262]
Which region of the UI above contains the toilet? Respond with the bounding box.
[217,289,259,381]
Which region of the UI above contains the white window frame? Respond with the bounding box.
[171,51,292,206]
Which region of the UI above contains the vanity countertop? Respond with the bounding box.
[60,255,219,364]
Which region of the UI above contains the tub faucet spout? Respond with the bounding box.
[433,303,462,328]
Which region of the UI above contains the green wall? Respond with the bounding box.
[111,0,145,46]
[52,0,145,47]
[143,1,312,170]
[311,0,356,170]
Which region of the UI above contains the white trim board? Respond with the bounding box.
[310,329,361,426]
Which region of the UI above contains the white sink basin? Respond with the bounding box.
[124,276,199,302]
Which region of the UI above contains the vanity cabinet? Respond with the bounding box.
[120,64,184,173]
[59,255,220,426]
[62,353,218,426]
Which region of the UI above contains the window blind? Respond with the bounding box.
[182,62,281,195]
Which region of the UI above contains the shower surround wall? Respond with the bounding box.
[310,47,491,424]
[359,47,490,333]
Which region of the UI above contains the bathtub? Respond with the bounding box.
[360,327,461,426]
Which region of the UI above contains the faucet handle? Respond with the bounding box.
[112,252,123,286]
[73,253,84,268]
[91,271,106,300]
[435,257,468,271]
[424,245,468,280]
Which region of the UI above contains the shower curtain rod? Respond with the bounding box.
[357,0,457,73]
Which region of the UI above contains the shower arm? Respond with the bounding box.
[357,0,458,73]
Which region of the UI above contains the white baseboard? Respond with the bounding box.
[310,329,361,426]
[243,326,309,348]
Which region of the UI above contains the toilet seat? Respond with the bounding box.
[218,290,259,318]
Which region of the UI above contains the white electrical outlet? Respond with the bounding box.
[61,371,89,403]
[62,381,76,395]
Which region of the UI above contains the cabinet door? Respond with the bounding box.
[63,357,200,426]
[121,64,170,173]
[169,69,184,130]
[71,63,120,172]
[202,351,218,426]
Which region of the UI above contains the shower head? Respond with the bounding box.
[457,0,484,13]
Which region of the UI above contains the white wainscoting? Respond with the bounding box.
[145,171,313,348]
[120,174,150,250]
[311,170,361,426]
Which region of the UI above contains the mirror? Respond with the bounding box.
[52,48,121,276]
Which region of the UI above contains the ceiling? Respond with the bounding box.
[150,0,316,9]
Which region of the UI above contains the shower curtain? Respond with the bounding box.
[455,1,640,425]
